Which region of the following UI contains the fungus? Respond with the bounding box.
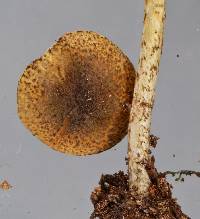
[17,31,135,155]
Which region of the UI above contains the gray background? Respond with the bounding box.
[0,0,199,218]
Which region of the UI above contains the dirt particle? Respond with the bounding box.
[90,171,189,219]
[149,134,159,148]
[0,180,12,191]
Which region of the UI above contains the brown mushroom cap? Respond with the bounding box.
[17,31,135,155]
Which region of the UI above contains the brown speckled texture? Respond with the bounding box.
[17,31,135,155]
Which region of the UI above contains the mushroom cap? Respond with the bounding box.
[17,31,135,155]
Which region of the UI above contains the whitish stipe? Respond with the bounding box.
[128,0,166,195]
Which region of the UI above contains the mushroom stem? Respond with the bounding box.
[128,0,166,196]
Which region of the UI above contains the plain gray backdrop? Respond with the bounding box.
[0,0,199,218]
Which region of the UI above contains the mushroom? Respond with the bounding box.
[17,31,136,155]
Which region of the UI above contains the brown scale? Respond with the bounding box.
[17,31,136,155]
